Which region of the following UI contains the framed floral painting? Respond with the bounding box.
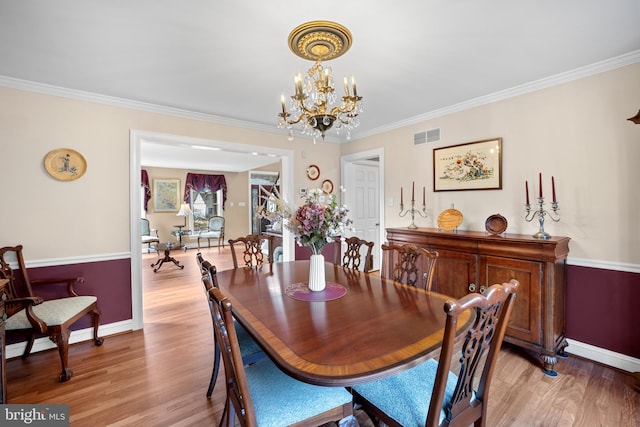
[433,138,502,191]
[153,178,181,212]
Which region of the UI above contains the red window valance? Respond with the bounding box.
[184,173,227,207]
[141,169,151,212]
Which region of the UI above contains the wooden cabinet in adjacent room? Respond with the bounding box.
[384,227,570,375]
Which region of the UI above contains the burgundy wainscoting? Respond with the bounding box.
[566,264,639,358]
[7,257,132,344]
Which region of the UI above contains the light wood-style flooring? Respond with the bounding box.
[6,247,640,426]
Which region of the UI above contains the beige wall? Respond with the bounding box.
[1,63,639,265]
[0,86,341,260]
[341,62,640,264]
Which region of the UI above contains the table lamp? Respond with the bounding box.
[176,203,192,227]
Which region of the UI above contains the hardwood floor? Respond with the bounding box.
[6,247,640,426]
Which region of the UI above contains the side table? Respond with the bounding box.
[151,243,185,272]
[171,226,191,250]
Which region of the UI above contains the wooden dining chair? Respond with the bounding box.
[195,252,265,398]
[351,279,519,427]
[209,285,354,427]
[228,234,274,269]
[381,243,439,290]
[0,245,103,382]
[337,236,375,272]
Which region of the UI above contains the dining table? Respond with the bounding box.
[215,260,474,387]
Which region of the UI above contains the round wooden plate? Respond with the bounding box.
[44,148,87,181]
[485,214,508,235]
[437,208,463,230]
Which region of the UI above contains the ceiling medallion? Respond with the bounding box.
[288,20,352,61]
[278,21,363,142]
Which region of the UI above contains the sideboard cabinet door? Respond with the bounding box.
[480,255,542,346]
[432,249,478,299]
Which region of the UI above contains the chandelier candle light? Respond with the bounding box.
[399,181,428,229]
[524,173,560,239]
[278,21,364,142]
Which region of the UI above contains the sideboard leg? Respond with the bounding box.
[541,353,558,377]
[557,338,569,358]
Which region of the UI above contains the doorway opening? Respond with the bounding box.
[129,130,294,330]
[340,148,385,271]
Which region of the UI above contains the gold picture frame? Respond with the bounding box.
[153,178,181,212]
[433,138,502,192]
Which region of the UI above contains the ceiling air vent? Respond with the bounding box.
[414,128,441,145]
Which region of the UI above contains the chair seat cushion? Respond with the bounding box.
[352,358,471,427]
[236,321,265,364]
[6,296,97,330]
[246,358,352,426]
[142,236,159,244]
[199,231,221,239]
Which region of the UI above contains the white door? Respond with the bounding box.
[344,161,381,270]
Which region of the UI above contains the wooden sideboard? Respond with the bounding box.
[385,227,570,375]
[0,279,7,403]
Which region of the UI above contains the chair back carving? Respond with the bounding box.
[428,280,518,426]
[421,248,439,292]
[228,235,274,269]
[207,285,258,425]
[196,252,217,285]
[0,245,36,303]
[381,243,438,289]
[338,237,374,272]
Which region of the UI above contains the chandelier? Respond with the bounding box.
[277,21,363,142]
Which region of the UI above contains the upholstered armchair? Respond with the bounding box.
[141,218,159,252]
[197,216,225,249]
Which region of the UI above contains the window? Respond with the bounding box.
[191,188,223,232]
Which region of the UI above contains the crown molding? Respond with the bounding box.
[0,74,282,133]
[1,50,639,144]
[356,50,640,139]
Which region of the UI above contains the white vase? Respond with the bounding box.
[308,254,326,292]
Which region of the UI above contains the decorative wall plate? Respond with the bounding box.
[485,214,508,235]
[44,148,87,181]
[306,164,320,180]
[437,208,463,230]
[322,179,334,194]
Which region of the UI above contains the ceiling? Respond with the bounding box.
[1,1,639,171]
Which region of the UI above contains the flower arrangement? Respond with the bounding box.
[259,188,352,255]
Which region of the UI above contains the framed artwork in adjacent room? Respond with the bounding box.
[433,138,502,191]
[153,178,181,212]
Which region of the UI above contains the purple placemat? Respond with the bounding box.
[284,281,347,302]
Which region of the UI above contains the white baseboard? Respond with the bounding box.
[5,320,133,360]
[566,339,640,372]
